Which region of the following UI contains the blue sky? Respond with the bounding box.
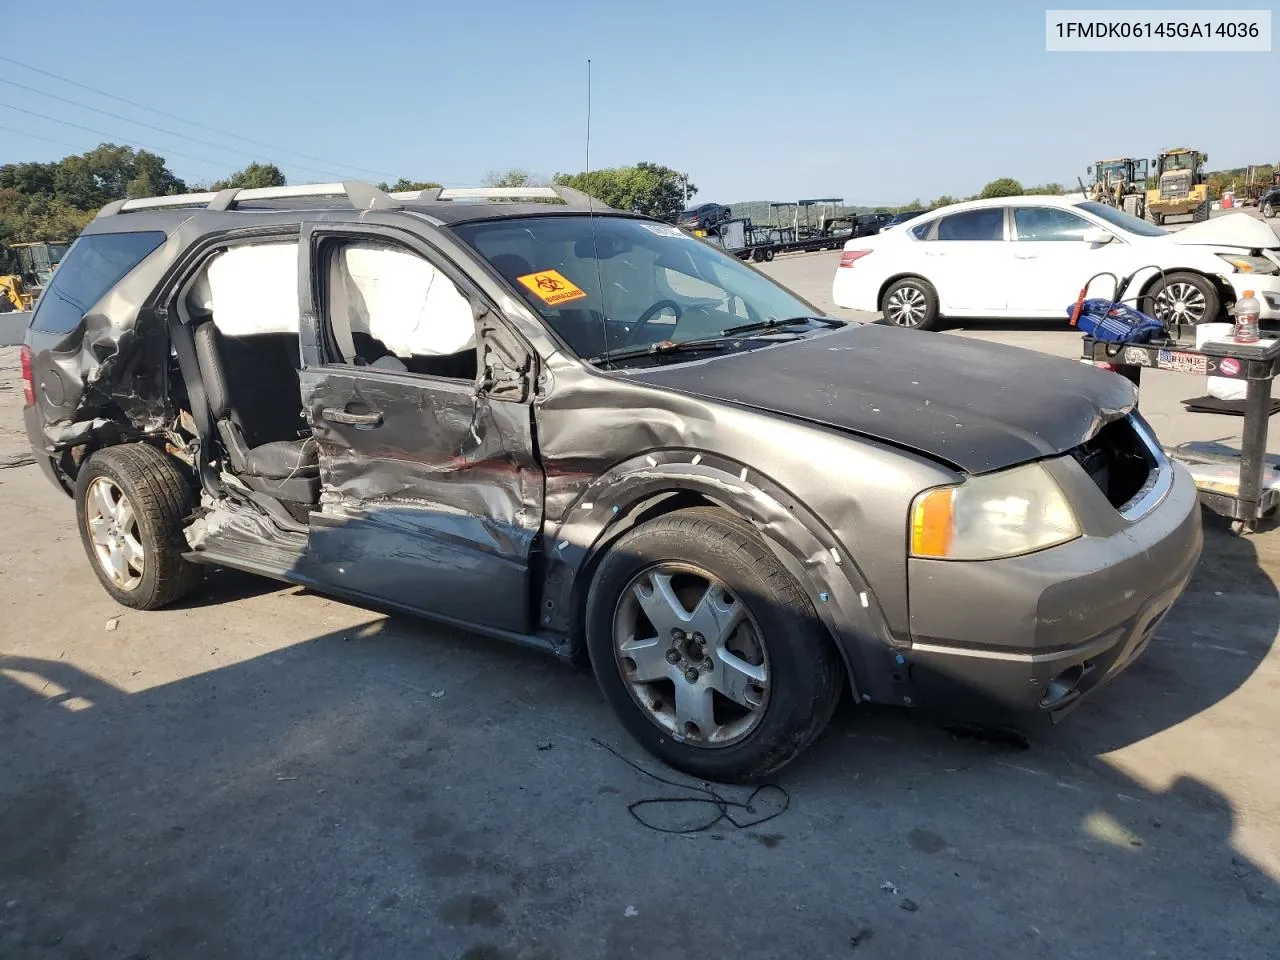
[1,0,1276,205]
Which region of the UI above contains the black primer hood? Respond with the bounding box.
[627,323,1136,474]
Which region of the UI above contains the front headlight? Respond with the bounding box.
[910,462,1081,560]
[1216,253,1280,275]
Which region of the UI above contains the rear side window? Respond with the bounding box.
[936,209,1004,241]
[30,231,166,334]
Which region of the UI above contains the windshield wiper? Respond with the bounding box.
[587,337,732,366]
[721,315,846,336]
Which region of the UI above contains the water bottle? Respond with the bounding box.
[1233,290,1260,344]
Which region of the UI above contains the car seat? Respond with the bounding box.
[192,322,319,504]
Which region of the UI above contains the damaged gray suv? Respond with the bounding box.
[22,181,1203,781]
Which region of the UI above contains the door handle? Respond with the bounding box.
[322,407,383,427]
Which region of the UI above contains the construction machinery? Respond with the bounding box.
[1146,148,1210,225]
[0,274,31,312]
[1084,158,1149,218]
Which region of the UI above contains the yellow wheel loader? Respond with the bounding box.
[1146,148,1210,225]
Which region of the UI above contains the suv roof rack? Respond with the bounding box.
[95,180,604,218]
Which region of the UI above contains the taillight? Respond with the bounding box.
[20,345,35,407]
[839,250,871,268]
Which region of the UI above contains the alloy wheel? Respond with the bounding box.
[612,563,770,746]
[1153,281,1208,325]
[885,286,928,326]
[85,477,145,590]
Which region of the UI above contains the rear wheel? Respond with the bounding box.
[1263,200,1276,219]
[1144,271,1220,327]
[586,508,842,783]
[880,277,940,330]
[75,443,202,610]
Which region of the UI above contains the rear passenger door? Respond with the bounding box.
[296,223,543,635]
[919,208,1010,314]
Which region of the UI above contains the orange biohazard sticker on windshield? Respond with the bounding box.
[516,269,588,307]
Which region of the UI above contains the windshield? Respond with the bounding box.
[1076,201,1168,238]
[1161,153,1196,172]
[1099,162,1128,181]
[453,215,820,358]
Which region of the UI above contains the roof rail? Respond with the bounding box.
[96,180,606,219]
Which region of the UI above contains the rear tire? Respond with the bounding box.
[585,508,842,783]
[880,277,940,330]
[1193,199,1211,222]
[75,443,202,610]
[1264,200,1276,219]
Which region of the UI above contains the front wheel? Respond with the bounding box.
[75,443,202,610]
[586,508,843,783]
[1193,198,1211,222]
[880,277,940,330]
[1144,271,1220,327]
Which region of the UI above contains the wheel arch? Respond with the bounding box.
[1137,268,1233,321]
[876,272,935,310]
[542,450,905,704]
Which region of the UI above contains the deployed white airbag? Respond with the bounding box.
[331,243,475,357]
[196,243,301,336]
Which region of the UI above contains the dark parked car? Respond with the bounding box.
[885,209,929,227]
[677,203,732,231]
[1260,186,1279,219]
[22,181,1202,781]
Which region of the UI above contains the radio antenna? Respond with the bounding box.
[585,58,609,362]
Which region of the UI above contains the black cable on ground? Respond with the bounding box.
[591,737,790,834]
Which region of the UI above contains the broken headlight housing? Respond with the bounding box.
[1216,253,1279,275]
[910,462,1081,560]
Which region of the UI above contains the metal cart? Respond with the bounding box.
[1082,335,1280,532]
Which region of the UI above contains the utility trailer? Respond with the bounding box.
[689,198,852,262]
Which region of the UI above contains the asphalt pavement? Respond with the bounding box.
[1,247,1277,959]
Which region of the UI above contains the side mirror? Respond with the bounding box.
[1082,227,1113,245]
[1086,166,1093,175]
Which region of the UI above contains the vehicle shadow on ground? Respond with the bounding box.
[1,514,1276,959]
[943,317,1072,333]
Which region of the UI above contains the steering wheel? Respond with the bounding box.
[621,299,684,346]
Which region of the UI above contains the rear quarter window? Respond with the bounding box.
[30,230,166,335]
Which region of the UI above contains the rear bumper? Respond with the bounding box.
[22,402,66,492]
[903,460,1203,723]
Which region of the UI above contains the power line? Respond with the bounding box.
[0,100,245,173]
[0,75,348,181]
[0,121,201,183]
[0,54,399,180]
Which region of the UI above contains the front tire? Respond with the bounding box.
[1193,198,1211,222]
[880,277,940,330]
[75,443,202,610]
[586,508,842,783]
[1144,271,1220,327]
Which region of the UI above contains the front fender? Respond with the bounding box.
[541,449,908,704]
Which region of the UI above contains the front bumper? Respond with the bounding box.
[1225,273,1280,320]
[903,459,1203,722]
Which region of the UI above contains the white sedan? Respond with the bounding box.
[832,195,1280,330]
